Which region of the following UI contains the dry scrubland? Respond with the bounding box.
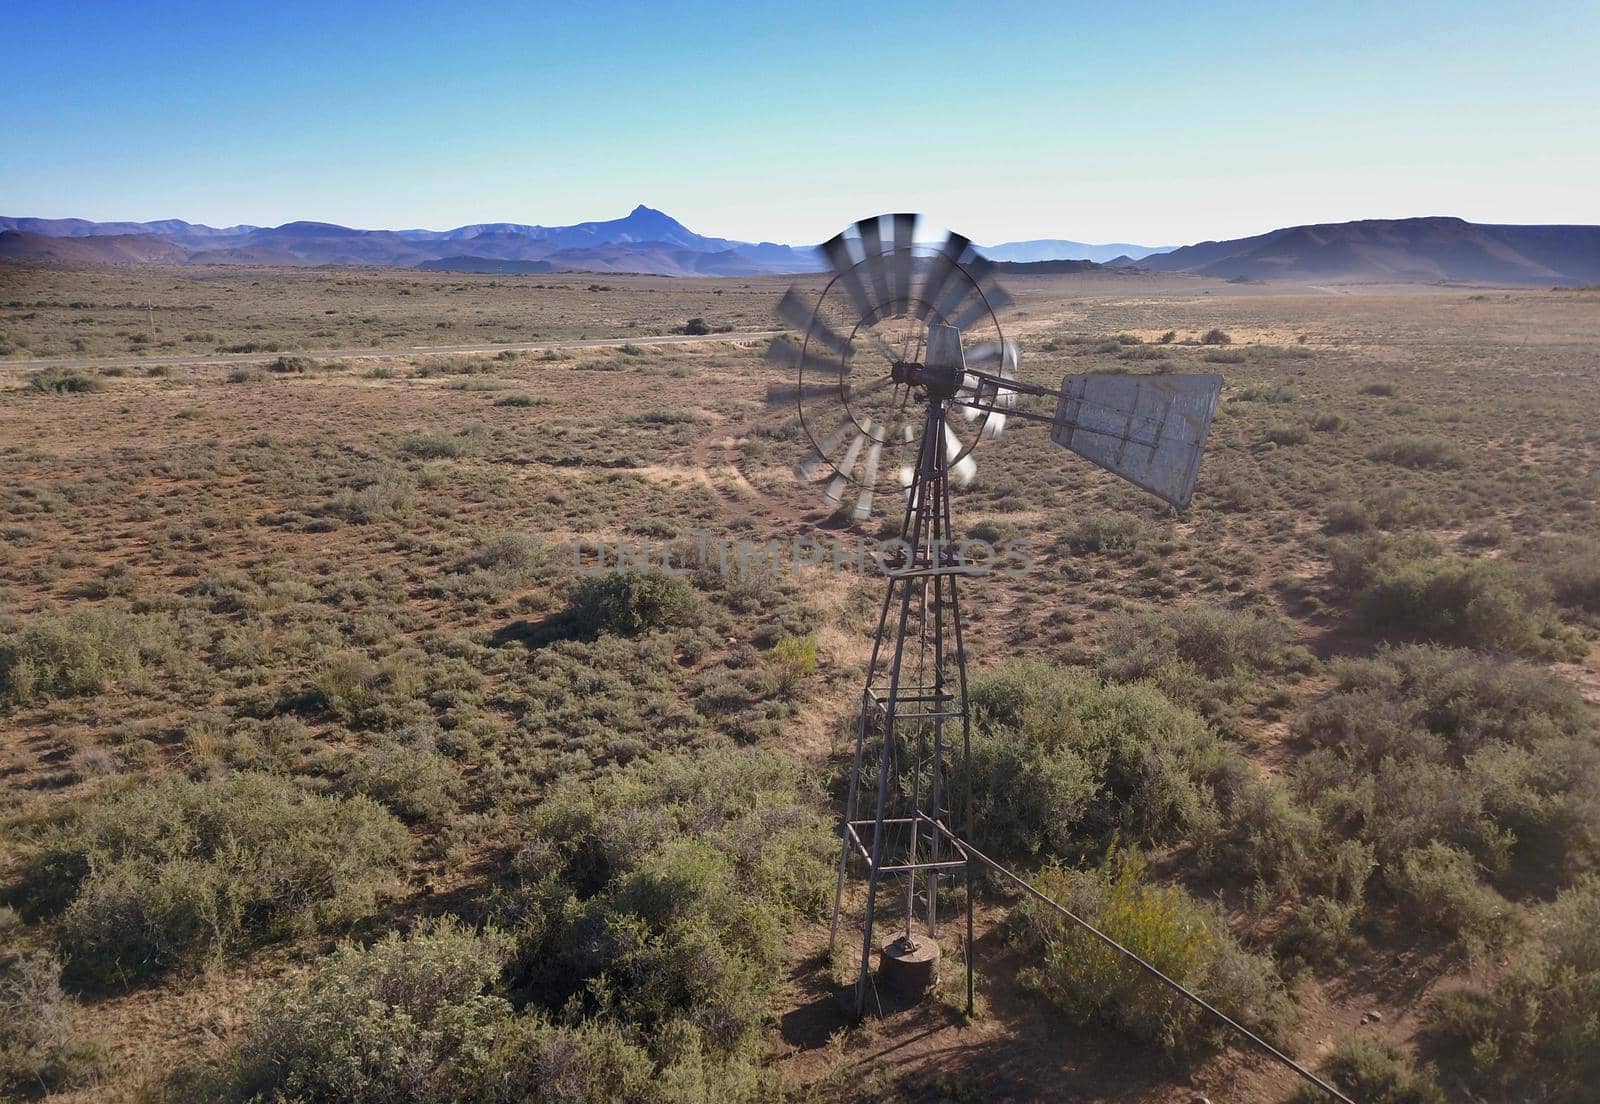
[2,263,1599,1104]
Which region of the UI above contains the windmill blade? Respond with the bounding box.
[767,334,846,380]
[965,339,1020,379]
[822,420,874,508]
[776,288,851,355]
[797,419,856,481]
[947,253,1015,332]
[1051,373,1222,510]
[853,439,884,520]
[889,213,916,317]
[914,233,969,323]
[942,420,977,488]
[819,232,879,324]
[854,216,895,320]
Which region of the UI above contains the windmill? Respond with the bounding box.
[769,213,1223,1018]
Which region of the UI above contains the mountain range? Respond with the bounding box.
[0,206,820,277]
[1130,217,1600,285]
[979,239,1171,264]
[3,210,1598,285]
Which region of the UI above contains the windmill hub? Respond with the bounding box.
[889,358,962,398]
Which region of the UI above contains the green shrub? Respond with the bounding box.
[1364,486,1439,529]
[330,468,414,523]
[764,634,817,698]
[1263,423,1310,446]
[1291,1036,1444,1104]
[397,428,479,459]
[569,571,704,636]
[314,651,425,730]
[1210,778,1325,892]
[1099,605,1310,684]
[497,749,831,1068]
[1199,328,1232,345]
[1011,851,1294,1051]
[28,368,104,394]
[1222,385,1299,406]
[25,773,409,989]
[1425,875,1600,1102]
[1542,539,1600,613]
[1058,511,1151,555]
[0,952,105,1096]
[1361,381,1400,396]
[211,916,756,1103]
[221,920,517,1104]
[339,729,461,823]
[1294,645,1600,887]
[0,607,162,706]
[1311,413,1352,432]
[1392,842,1517,947]
[964,662,1238,857]
[1369,435,1464,469]
[1324,500,1370,534]
[1357,553,1577,656]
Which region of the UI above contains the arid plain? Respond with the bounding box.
[3,262,1599,1103]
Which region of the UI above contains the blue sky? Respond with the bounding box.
[5,1,1597,245]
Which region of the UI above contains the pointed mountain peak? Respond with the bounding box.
[622,204,684,228]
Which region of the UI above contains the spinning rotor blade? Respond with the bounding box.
[819,233,878,324]
[1051,373,1222,510]
[947,253,1014,331]
[889,213,915,318]
[822,420,874,508]
[854,216,895,320]
[776,288,850,355]
[957,345,1020,440]
[914,233,969,324]
[965,339,1020,376]
[798,420,856,481]
[942,420,977,488]
[767,334,842,379]
[853,438,884,520]
[914,233,1014,331]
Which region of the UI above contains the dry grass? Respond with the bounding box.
[1,261,1597,1102]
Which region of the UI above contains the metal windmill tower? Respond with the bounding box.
[771,213,1222,1018]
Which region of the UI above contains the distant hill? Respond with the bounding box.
[421,241,813,277]
[0,230,189,264]
[1138,217,1600,284]
[0,206,822,276]
[0,216,259,240]
[981,238,1170,264]
[991,258,1107,275]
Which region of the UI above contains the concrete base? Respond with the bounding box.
[879,933,941,998]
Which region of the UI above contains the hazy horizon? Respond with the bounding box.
[6,1,1598,245]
